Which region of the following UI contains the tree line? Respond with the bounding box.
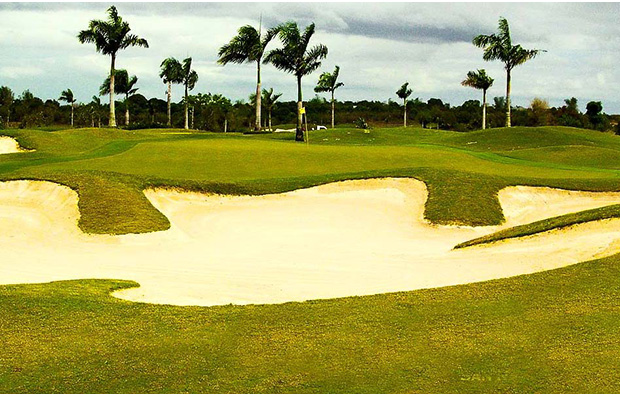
[0,8,617,134]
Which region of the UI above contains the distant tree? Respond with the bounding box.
[461,69,494,129]
[78,5,149,127]
[396,82,413,127]
[586,101,606,130]
[473,17,545,127]
[159,57,183,126]
[529,97,550,126]
[0,86,14,127]
[261,88,282,131]
[557,97,583,128]
[493,96,506,112]
[88,95,104,127]
[146,97,159,124]
[218,22,276,131]
[565,97,579,113]
[100,69,138,126]
[264,21,328,141]
[314,65,344,129]
[180,57,199,130]
[58,89,76,127]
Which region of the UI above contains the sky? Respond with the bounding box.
[0,2,619,113]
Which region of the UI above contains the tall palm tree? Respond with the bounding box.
[461,69,494,130]
[396,82,412,127]
[261,88,282,131]
[180,57,199,130]
[100,69,138,126]
[78,5,148,127]
[264,21,328,142]
[314,65,344,129]
[59,89,76,127]
[473,17,544,127]
[159,57,182,126]
[218,21,275,131]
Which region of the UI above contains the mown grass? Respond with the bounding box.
[3,125,620,392]
[2,253,620,393]
[4,125,620,234]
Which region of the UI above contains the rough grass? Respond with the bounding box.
[2,254,620,393]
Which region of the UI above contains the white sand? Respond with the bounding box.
[1,178,620,306]
[0,136,25,154]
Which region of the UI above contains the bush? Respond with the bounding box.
[354,117,369,129]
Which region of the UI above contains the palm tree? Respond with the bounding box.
[473,17,544,127]
[100,70,138,126]
[147,98,159,124]
[461,69,494,130]
[218,21,275,131]
[264,21,328,142]
[314,65,344,129]
[396,82,412,127]
[78,5,148,127]
[88,95,104,127]
[261,88,282,131]
[180,57,199,130]
[159,57,182,126]
[59,89,76,127]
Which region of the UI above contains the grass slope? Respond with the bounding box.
[2,254,620,393]
[455,203,620,249]
[3,126,620,234]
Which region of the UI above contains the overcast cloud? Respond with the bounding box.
[0,2,619,112]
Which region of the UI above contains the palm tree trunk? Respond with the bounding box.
[125,95,130,126]
[269,108,272,131]
[255,61,261,131]
[70,104,74,127]
[505,68,511,127]
[296,75,304,142]
[191,106,194,129]
[109,54,117,127]
[331,90,335,129]
[167,81,172,126]
[403,98,407,127]
[482,89,487,130]
[184,84,189,130]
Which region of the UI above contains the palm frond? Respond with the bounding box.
[396,82,412,100]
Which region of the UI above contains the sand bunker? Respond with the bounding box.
[2,178,620,306]
[0,136,26,154]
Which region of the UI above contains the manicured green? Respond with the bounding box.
[3,125,620,234]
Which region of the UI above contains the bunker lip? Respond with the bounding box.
[2,178,620,307]
[0,136,32,154]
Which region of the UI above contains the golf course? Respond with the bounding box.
[2,125,620,392]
